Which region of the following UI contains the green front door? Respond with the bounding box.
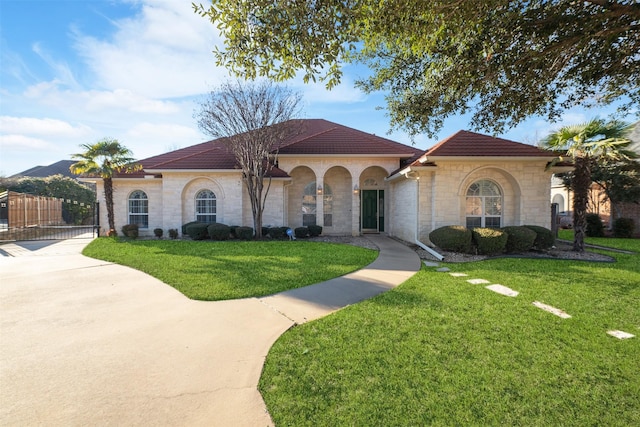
[362,190,384,232]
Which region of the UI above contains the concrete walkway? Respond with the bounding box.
[0,235,420,426]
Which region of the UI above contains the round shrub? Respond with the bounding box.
[268,227,285,239]
[472,227,508,255]
[185,223,209,240]
[261,227,269,237]
[153,228,163,239]
[229,225,239,239]
[429,225,472,253]
[235,226,254,240]
[524,225,555,250]
[182,221,203,235]
[121,224,139,239]
[586,213,605,237]
[308,225,323,237]
[501,226,536,253]
[613,217,635,238]
[294,227,309,238]
[208,223,231,241]
[168,228,179,239]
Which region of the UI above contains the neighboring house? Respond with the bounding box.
[11,160,78,178]
[84,119,565,245]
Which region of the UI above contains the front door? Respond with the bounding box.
[361,190,384,233]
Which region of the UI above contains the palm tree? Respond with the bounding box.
[543,118,634,252]
[70,138,140,235]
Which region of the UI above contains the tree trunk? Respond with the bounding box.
[572,156,591,252]
[103,177,116,233]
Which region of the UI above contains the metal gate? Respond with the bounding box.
[0,191,98,241]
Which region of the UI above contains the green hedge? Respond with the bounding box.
[429,226,472,253]
[268,227,286,239]
[185,223,209,240]
[308,225,322,237]
[501,226,536,253]
[236,226,254,240]
[472,227,508,255]
[524,225,555,250]
[613,217,635,238]
[586,213,605,237]
[208,223,231,241]
[182,221,204,235]
[294,227,309,238]
[121,224,139,239]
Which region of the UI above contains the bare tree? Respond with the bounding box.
[195,80,303,238]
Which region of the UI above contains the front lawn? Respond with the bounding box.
[83,238,377,301]
[260,239,640,425]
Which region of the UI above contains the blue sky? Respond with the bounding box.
[0,0,628,176]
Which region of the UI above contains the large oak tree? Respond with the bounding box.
[194,0,639,137]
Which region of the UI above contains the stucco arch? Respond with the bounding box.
[287,166,317,229]
[323,165,353,234]
[359,166,389,189]
[458,166,522,227]
[181,177,225,224]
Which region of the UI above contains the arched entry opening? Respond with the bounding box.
[359,166,388,233]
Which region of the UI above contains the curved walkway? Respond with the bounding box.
[0,235,420,426]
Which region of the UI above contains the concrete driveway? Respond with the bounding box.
[1,236,420,426]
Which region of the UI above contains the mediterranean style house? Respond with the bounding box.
[87,119,566,247]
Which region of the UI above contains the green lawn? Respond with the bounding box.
[558,229,639,252]
[260,238,640,426]
[83,238,377,301]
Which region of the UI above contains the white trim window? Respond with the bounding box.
[466,180,502,228]
[195,190,217,223]
[128,190,149,228]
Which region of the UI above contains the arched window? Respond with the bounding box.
[195,190,216,223]
[128,190,148,228]
[302,182,317,226]
[466,180,502,228]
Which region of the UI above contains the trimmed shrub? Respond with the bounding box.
[501,226,536,253]
[261,227,269,237]
[524,225,555,250]
[236,226,254,240]
[121,224,139,239]
[294,227,309,238]
[308,225,323,237]
[208,223,231,241]
[153,228,163,239]
[613,217,635,238]
[429,225,473,253]
[586,213,605,237]
[229,225,239,239]
[182,221,202,235]
[185,223,209,240]
[472,227,508,255]
[168,228,179,239]
[268,227,286,239]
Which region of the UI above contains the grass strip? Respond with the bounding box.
[83,238,377,301]
[261,239,640,426]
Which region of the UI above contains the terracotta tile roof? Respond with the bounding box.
[113,119,421,178]
[278,119,421,156]
[418,130,555,158]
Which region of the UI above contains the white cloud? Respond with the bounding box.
[72,0,229,99]
[0,116,92,138]
[0,134,53,150]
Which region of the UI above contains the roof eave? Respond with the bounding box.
[386,165,438,182]
[425,155,556,161]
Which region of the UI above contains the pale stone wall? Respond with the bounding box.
[410,160,553,238]
[386,160,552,244]
[95,178,163,237]
[324,166,353,234]
[387,176,417,243]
